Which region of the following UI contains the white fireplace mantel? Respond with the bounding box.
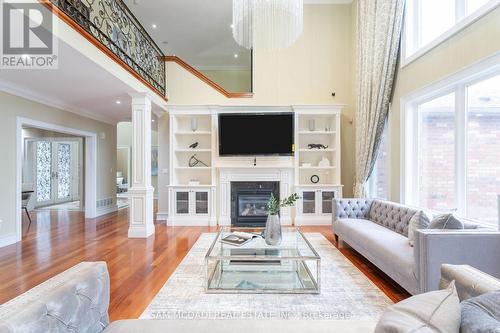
[218,167,294,226]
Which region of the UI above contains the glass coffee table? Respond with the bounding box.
[205,227,321,294]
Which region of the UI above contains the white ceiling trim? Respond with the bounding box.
[0,79,117,125]
[304,0,353,4]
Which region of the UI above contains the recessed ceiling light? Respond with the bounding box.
[152,23,157,29]
[234,53,239,58]
[230,24,234,29]
[152,119,155,122]
[115,100,121,105]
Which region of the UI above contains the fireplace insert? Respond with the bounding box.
[231,181,279,227]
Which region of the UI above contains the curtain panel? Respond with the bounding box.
[353,0,405,197]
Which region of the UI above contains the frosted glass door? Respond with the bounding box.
[35,141,77,206]
[36,141,52,204]
[57,143,71,200]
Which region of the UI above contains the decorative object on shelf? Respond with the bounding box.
[188,180,200,186]
[264,193,299,246]
[232,0,304,50]
[188,154,209,168]
[310,175,320,184]
[151,146,158,176]
[191,118,198,132]
[308,143,329,150]
[301,162,312,167]
[318,157,331,167]
[308,119,315,131]
[189,142,199,149]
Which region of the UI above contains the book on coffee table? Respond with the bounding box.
[220,231,261,247]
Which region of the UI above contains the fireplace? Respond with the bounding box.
[231,181,280,227]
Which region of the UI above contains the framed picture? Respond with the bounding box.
[151,146,158,176]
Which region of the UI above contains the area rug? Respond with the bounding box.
[141,233,393,321]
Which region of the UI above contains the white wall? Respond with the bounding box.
[164,4,357,196]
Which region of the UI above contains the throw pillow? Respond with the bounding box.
[374,281,461,333]
[428,213,464,230]
[408,210,431,247]
[461,290,500,333]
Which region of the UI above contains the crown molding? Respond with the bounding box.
[0,79,118,125]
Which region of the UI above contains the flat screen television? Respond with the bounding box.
[218,113,294,156]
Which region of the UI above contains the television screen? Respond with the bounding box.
[218,113,294,156]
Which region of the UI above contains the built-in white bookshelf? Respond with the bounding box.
[295,111,341,186]
[170,113,215,186]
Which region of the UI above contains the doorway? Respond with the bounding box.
[16,117,97,242]
[24,137,83,210]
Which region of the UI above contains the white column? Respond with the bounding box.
[156,113,169,221]
[128,93,155,238]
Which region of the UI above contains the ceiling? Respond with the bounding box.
[124,0,352,70]
[0,38,161,125]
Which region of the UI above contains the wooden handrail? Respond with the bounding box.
[162,56,253,99]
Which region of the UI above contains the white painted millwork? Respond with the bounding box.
[165,105,344,226]
[128,94,155,238]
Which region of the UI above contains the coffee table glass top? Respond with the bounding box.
[205,227,321,294]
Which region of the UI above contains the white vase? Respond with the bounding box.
[264,214,282,246]
[191,118,198,132]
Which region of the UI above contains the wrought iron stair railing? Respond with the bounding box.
[44,0,166,97]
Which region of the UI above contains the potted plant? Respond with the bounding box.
[264,193,300,245]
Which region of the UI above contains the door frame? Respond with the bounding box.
[16,117,98,242]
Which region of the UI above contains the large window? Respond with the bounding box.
[404,70,500,225]
[404,0,498,63]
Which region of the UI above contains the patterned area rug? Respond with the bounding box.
[141,233,393,321]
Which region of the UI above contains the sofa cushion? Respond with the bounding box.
[333,199,373,219]
[334,218,417,294]
[368,200,419,236]
[374,281,461,333]
[460,290,500,333]
[429,213,464,230]
[408,210,431,247]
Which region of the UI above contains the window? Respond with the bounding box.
[404,0,498,63]
[404,69,500,225]
[367,124,390,200]
[466,75,500,223]
[417,93,456,211]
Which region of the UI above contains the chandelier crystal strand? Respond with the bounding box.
[232,0,303,50]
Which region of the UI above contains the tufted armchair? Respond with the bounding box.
[332,198,500,295]
[0,262,109,333]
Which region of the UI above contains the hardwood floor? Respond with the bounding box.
[0,208,410,321]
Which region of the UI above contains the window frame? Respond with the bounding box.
[401,0,500,68]
[401,53,500,226]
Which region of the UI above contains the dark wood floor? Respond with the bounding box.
[0,208,410,321]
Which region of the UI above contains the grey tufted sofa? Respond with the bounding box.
[332,198,500,295]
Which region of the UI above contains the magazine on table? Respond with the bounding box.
[220,231,262,247]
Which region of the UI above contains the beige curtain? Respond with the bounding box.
[354,0,405,197]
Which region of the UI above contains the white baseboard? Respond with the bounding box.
[0,233,18,248]
[95,205,118,217]
[167,217,211,226]
[156,212,168,221]
[295,216,333,226]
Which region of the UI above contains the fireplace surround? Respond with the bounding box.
[231,181,279,227]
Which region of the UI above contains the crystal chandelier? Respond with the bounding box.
[232,0,304,50]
